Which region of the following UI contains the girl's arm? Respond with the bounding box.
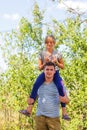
[52,56,64,69]
[56,57,64,69]
[38,56,50,70]
[39,56,64,70]
[38,59,45,70]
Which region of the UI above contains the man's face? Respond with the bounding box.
[44,65,55,79]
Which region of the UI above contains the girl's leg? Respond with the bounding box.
[53,71,71,120]
[53,71,65,96]
[62,106,71,120]
[30,72,45,100]
[19,73,45,116]
[61,103,66,116]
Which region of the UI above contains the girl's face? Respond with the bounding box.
[45,37,55,50]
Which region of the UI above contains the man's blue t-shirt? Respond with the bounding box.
[36,81,60,118]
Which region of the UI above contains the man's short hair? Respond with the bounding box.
[44,62,56,69]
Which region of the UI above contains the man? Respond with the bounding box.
[20,62,70,130]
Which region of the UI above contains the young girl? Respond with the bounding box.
[20,35,70,120]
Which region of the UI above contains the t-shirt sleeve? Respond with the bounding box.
[57,52,62,60]
[38,51,44,62]
[38,51,42,60]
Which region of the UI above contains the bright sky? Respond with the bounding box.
[0,0,87,32]
[0,0,87,71]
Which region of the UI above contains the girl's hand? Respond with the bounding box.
[52,56,57,63]
[44,56,50,62]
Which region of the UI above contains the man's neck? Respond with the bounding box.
[45,77,53,83]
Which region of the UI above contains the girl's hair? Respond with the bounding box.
[45,35,56,44]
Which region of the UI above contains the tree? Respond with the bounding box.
[0,1,87,130]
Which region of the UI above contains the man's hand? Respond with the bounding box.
[59,94,70,104]
[27,97,34,105]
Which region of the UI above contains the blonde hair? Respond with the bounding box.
[45,35,56,44]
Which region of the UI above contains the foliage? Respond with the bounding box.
[52,16,87,130]
[0,2,87,130]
